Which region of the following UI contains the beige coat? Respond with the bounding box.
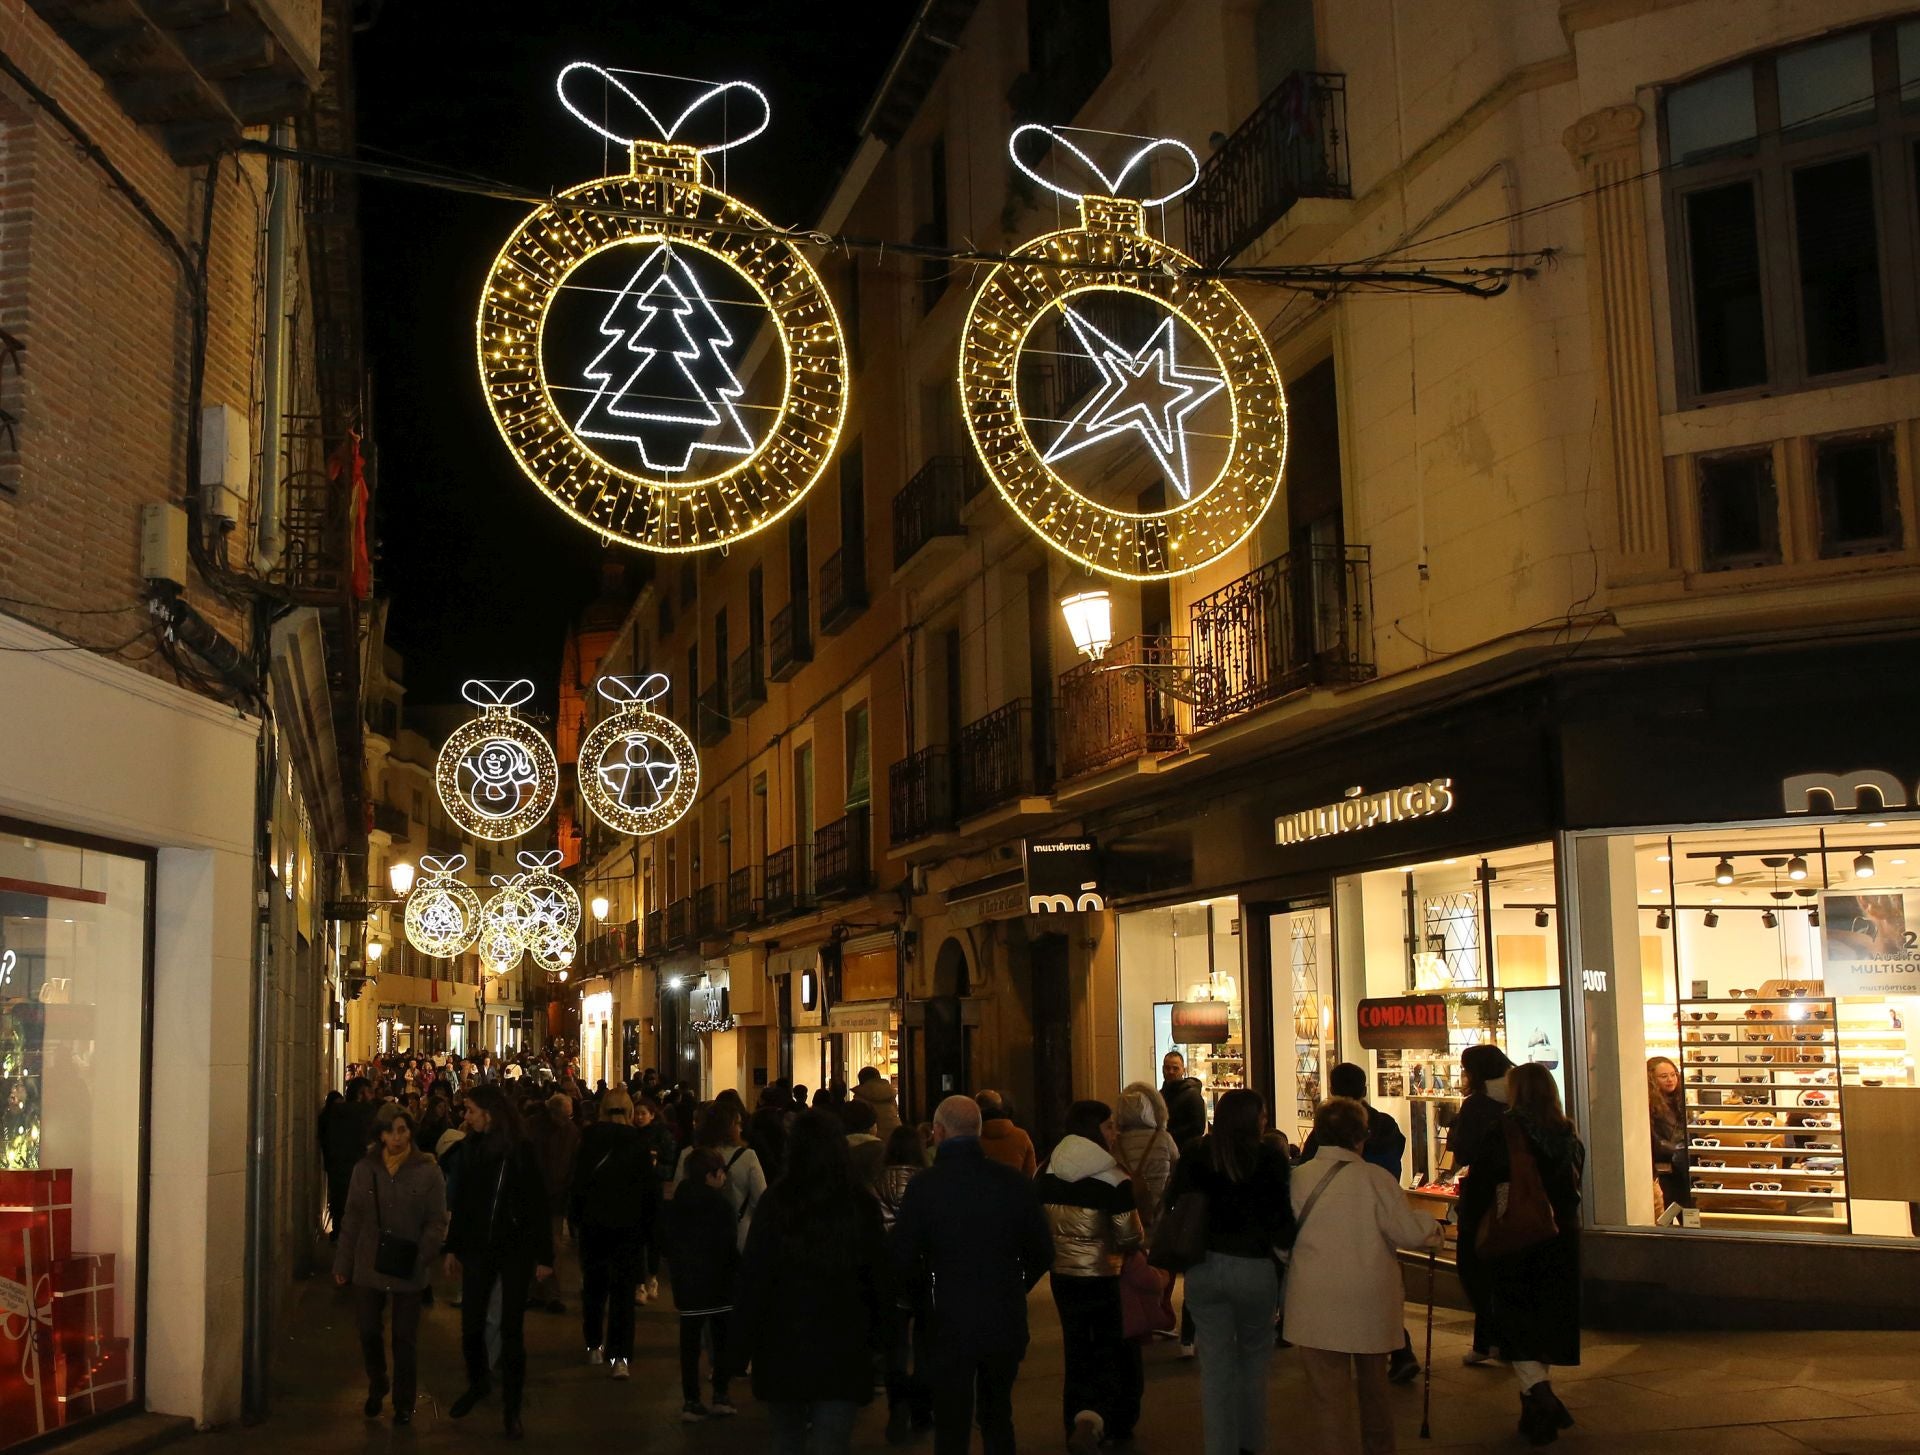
[1111,1126,1177,1236]
[1283,1147,1441,1354]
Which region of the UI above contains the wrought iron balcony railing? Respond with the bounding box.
[892,455,977,569]
[763,844,814,921]
[770,599,812,680]
[1189,543,1375,730]
[1057,635,1187,780]
[956,698,1051,818]
[697,680,729,747]
[371,801,409,838]
[814,808,871,899]
[730,646,767,714]
[1186,71,1350,269]
[888,746,955,845]
[583,921,638,974]
[643,908,664,954]
[695,883,721,937]
[819,544,868,635]
[726,865,759,927]
[666,896,694,949]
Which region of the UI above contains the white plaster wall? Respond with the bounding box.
[0,613,258,1427]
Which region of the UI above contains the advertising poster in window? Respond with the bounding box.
[1502,986,1566,1105]
[1819,892,1920,995]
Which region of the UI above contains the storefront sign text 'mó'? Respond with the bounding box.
[1274,778,1456,846]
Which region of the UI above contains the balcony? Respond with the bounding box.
[695,883,721,938]
[371,801,409,839]
[892,455,978,570]
[730,646,767,713]
[819,545,868,636]
[1058,636,1187,781]
[813,808,871,899]
[889,746,955,846]
[583,921,638,975]
[697,680,729,746]
[726,865,759,928]
[770,599,812,680]
[956,698,1052,819]
[1189,544,1375,730]
[643,908,664,955]
[666,896,694,949]
[763,845,813,921]
[1186,71,1350,269]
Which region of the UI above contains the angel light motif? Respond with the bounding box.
[576,674,700,837]
[598,732,682,812]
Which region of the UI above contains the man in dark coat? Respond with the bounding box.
[321,1078,377,1242]
[1160,1051,1208,1150]
[892,1094,1054,1455]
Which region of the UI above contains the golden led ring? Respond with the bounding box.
[958,205,1287,580]
[477,143,847,553]
[576,674,700,838]
[436,680,558,842]
[403,854,482,960]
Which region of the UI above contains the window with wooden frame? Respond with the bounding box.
[1662,20,1920,405]
[1695,449,1782,571]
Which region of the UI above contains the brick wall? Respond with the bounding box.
[0,7,273,677]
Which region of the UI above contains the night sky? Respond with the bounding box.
[355,2,909,709]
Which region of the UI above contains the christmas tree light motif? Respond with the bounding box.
[573,241,754,474]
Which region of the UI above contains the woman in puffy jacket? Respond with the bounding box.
[333,1104,448,1426]
[1111,1082,1177,1238]
[1036,1100,1144,1452]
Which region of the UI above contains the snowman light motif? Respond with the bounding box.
[403,855,483,960]
[436,680,558,841]
[576,673,699,837]
[958,126,1289,581]
[477,64,848,553]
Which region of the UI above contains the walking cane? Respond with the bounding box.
[1418,1245,1438,1440]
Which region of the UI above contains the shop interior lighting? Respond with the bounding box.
[1787,855,1809,881]
[1655,909,1671,930]
[1854,852,1875,879]
[388,861,415,897]
[1714,858,1735,884]
[1533,908,1549,928]
[1807,906,1821,927]
[1761,909,1778,928]
[1704,910,1720,928]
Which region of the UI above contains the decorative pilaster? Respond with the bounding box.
[1564,104,1671,581]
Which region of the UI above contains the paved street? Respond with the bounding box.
[188,1245,1920,1454]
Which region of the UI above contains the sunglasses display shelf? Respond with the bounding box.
[1679,996,1850,1231]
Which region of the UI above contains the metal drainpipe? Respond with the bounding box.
[255,124,293,570]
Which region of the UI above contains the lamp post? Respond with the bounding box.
[1058,584,1220,706]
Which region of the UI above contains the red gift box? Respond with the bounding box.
[47,1255,113,1371]
[52,1336,128,1423]
[0,1223,56,1442]
[0,1171,73,1262]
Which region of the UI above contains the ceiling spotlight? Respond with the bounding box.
[1714,858,1735,885]
[1761,909,1777,929]
[1854,852,1875,879]
[1808,906,1820,927]
[1787,855,1809,881]
[1703,910,1720,929]
[1655,909,1671,930]
[1533,908,1549,928]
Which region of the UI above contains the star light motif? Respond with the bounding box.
[1042,308,1227,502]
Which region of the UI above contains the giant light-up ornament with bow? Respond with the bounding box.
[576,673,699,837]
[477,64,848,553]
[958,126,1288,580]
[403,855,483,960]
[436,680,558,841]
[516,850,581,972]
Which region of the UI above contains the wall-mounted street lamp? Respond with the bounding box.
[367,939,384,964]
[1058,584,1220,706]
[590,895,610,922]
[389,861,416,897]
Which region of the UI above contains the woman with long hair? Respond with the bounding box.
[1163,1089,1292,1455]
[332,1105,447,1426]
[1037,1100,1144,1451]
[673,1100,767,1246]
[1459,1063,1585,1445]
[1645,1056,1688,1214]
[1448,1042,1513,1365]
[443,1084,553,1439]
[1112,1082,1177,1238]
[733,1111,890,1453]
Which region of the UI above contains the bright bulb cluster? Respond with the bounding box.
[959,131,1288,582]
[476,86,848,554]
[436,681,559,842]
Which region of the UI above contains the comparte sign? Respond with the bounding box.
[1274,778,1455,846]
[1355,995,1450,1051]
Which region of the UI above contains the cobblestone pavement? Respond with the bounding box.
[193,1245,1920,1454]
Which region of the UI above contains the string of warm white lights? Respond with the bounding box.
[576,673,700,837]
[436,680,559,841]
[403,854,483,959]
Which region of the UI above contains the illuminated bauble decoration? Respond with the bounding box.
[576,673,699,836]
[402,855,482,960]
[436,680,558,841]
[515,849,582,943]
[477,63,848,553]
[532,931,577,975]
[958,126,1288,581]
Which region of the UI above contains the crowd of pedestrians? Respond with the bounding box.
[319,1043,1585,1451]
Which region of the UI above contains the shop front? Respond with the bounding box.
[579,981,614,1088]
[783,949,825,1091]
[823,931,901,1091]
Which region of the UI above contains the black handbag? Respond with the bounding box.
[370,1170,421,1281]
[1147,1189,1208,1273]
